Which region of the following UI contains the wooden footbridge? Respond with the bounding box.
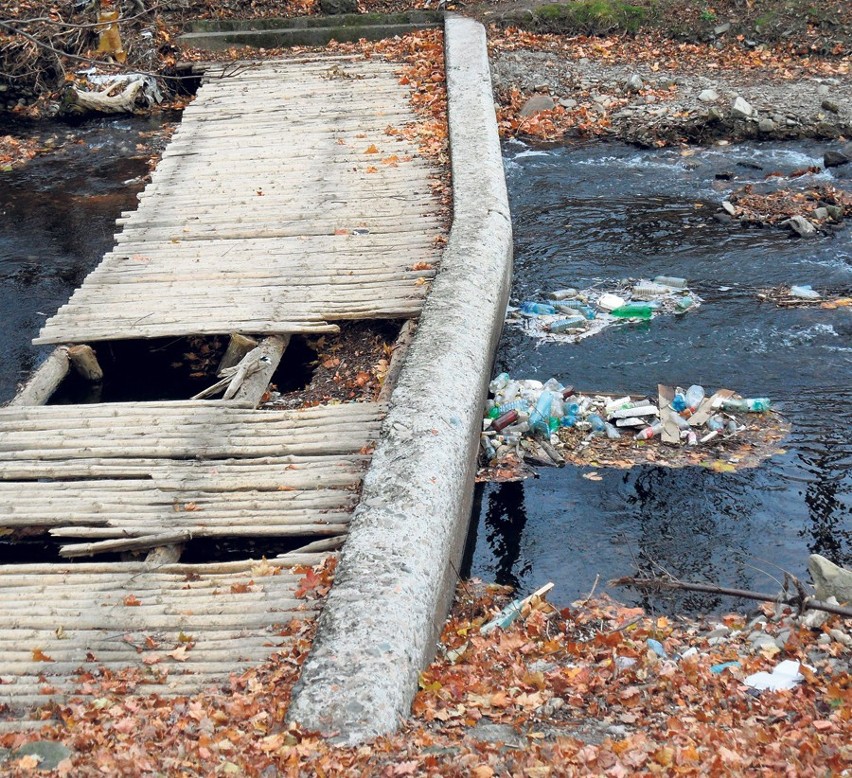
[0,55,443,724]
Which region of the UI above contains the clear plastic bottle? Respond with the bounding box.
[676,296,694,311]
[721,397,772,413]
[555,300,586,312]
[635,422,663,440]
[549,317,586,333]
[548,288,579,300]
[489,372,510,394]
[632,282,672,299]
[706,414,725,432]
[588,413,606,432]
[550,395,565,419]
[529,391,553,436]
[498,399,529,415]
[653,275,688,289]
[604,422,621,439]
[520,301,557,316]
[685,384,705,411]
[579,306,597,320]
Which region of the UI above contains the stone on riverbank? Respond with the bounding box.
[809,554,852,604]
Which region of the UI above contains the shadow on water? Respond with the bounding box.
[466,140,852,613]
[0,115,174,403]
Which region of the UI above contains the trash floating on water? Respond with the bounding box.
[507,278,701,343]
[757,285,852,309]
[477,373,790,482]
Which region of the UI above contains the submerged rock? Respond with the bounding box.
[824,149,850,168]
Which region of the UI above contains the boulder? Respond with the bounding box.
[758,118,776,133]
[698,89,719,103]
[809,554,852,604]
[821,99,840,114]
[824,150,850,168]
[731,95,754,119]
[783,215,816,237]
[519,94,555,118]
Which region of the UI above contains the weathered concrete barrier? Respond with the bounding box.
[178,11,442,50]
[287,15,512,744]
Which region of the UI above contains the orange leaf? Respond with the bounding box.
[123,594,141,606]
[32,648,54,662]
[363,144,379,154]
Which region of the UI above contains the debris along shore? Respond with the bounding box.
[479,375,789,482]
[508,275,700,344]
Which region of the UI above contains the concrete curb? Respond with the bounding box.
[287,15,512,744]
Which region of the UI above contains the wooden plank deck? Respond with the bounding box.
[0,53,445,720]
[0,402,382,546]
[34,57,443,345]
[0,556,325,715]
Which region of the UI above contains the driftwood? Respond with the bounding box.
[610,575,852,619]
[62,74,162,115]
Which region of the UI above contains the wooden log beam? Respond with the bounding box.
[8,348,69,407]
[67,345,104,382]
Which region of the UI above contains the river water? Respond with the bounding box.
[466,140,852,611]
[0,116,170,404]
[1,123,850,608]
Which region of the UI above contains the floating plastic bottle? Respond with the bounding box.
[721,397,772,413]
[498,399,529,415]
[676,296,694,311]
[672,413,691,430]
[549,317,586,333]
[550,395,565,419]
[632,282,672,299]
[610,303,654,320]
[548,288,579,300]
[671,393,687,412]
[604,422,621,439]
[529,391,553,436]
[555,300,586,312]
[543,378,565,393]
[561,414,577,428]
[653,275,688,289]
[487,406,501,419]
[579,306,597,320]
[685,384,705,411]
[706,415,725,431]
[587,414,606,432]
[635,422,663,440]
[519,301,557,316]
[548,417,560,434]
[489,372,510,394]
[491,410,519,432]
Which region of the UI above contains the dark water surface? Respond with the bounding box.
[467,140,852,612]
[0,116,169,403]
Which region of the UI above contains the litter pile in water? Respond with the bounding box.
[758,284,852,309]
[507,276,700,343]
[478,374,790,482]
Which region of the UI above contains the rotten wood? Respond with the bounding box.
[67,344,104,382]
[217,333,258,373]
[378,319,416,403]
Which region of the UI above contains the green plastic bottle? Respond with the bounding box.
[721,398,772,413]
[610,303,655,320]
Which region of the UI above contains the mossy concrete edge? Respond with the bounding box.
[287,15,512,744]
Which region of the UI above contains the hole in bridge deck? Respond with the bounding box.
[46,334,319,404]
